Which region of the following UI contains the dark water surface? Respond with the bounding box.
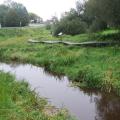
[0,62,120,120]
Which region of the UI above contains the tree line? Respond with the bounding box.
[0,0,42,27]
[52,0,120,36]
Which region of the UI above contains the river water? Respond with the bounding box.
[0,62,120,120]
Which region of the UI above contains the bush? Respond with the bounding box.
[89,19,107,32]
[99,32,120,41]
[53,19,87,36]
[52,23,63,36]
[46,23,51,30]
[89,30,120,42]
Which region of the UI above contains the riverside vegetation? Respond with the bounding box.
[0,27,120,120]
[0,28,120,94]
[0,71,75,120]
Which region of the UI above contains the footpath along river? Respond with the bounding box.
[0,62,120,120]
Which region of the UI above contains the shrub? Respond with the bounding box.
[89,19,107,32]
[46,23,51,30]
[89,30,120,42]
[53,19,87,36]
[52,23,63,36]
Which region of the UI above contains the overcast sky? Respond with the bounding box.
[0,0,78,20]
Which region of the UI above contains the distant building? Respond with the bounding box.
[30,17,43,24]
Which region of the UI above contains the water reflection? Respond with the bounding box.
[95,93,120,120]
[0,62,120,120]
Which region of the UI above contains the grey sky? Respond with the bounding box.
[0,0,78,20]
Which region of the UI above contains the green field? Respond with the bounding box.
[0,27,120,120]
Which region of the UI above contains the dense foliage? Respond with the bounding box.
[0,0,29,27]
[84,0,120,28]
[52,9,87,36]
[52,0,120,36]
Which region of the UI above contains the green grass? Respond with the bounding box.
[55,29,119,42]
[0,27,120,96]
[0,72,75,120]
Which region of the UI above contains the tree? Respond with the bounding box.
[75,0,120,32]
[76,0,85,15]
[5,9,19,27]
[0,5,9,27]
[84,0,120,28]
[14,3,29,26]
[52,9,87,36]
[99,0,120,27]
[0,0,29,27]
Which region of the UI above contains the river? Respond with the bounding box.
[0,62,120,120]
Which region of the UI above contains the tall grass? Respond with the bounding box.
[0,72,75,120]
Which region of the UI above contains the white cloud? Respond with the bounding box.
[0,0,77,20]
